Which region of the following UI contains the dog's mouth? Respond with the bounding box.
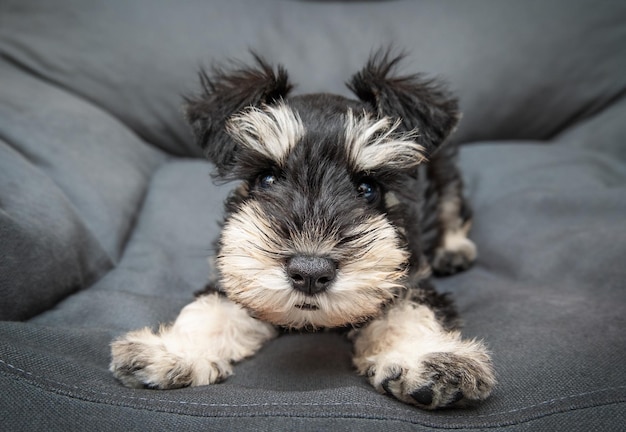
[295,303,320,311]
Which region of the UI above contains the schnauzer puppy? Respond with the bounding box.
[110,51,496,410]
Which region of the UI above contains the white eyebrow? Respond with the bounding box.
[226,102,305,164]
[343,109,426,172]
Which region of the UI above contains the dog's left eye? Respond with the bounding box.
[257,174,277,189]
[357,180,379,204]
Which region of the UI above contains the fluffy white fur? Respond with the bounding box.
[226,103,305,164]
[217,201,408,329]
[352,301,496,409]
[344,110,426,172]
[110,294,277,389]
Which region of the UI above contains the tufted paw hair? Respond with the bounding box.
[363,347,496,409]
[109,327,232,389]
[431,233,477,276]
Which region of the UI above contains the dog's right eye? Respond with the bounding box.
[257,174,277,189]
[356,179,380,204]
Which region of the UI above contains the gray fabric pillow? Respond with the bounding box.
[0,60,165,320]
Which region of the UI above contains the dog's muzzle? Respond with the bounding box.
[286,255,337,295]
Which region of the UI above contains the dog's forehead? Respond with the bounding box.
[226,95,426,173]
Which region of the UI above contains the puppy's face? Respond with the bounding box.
[216,96,425,328]
[185,52,459,329]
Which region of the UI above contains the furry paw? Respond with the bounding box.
[364,349,496,409]
[109,328,232,389]
[432,234,477,276]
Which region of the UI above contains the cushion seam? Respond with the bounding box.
[1,358,624,428]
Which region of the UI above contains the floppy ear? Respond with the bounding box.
[347,50,460,155]
[184,54,293,177]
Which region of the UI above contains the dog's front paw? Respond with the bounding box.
[432,234,477,276]
[110,328,232,389]
[363,349,495,409]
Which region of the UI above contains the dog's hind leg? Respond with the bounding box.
[427,141,477,275]
[351,288,495,409]
[110,293,277,389]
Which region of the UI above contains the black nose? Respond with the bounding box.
[286,256,337,295]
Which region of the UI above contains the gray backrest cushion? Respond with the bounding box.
[1,0,624,154]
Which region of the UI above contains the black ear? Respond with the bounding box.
[184,53,293,177]
[347,50,460,155]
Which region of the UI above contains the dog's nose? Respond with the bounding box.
[286,256,337,295]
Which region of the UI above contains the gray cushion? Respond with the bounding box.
[1,0,625,430]
[0,63,165,320]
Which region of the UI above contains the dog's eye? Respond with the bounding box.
[357,180,379,204]
[257,174,277,189]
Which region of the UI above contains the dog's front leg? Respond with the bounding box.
[110,293,277,389]
[352,298,496,409]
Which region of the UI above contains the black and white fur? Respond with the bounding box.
[110,52,495,410]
